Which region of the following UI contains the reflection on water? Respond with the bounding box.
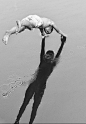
[0,0,86,123]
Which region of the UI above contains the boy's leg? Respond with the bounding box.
[2,26,25,45]
[2,27,17,45]
[16,20,22,33]
[29,89,45,124]
[16,18,32,33]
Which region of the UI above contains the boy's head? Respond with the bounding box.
[44,26,53,34]
[44,50,54,62]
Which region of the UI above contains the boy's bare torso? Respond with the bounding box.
[23,15,54,28]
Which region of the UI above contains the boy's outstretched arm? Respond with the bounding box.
[53,35,66,65]
[40,37,45,62]
[52,23,67,37]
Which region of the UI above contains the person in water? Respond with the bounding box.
[14,35,67,124]
[2,15,67,45]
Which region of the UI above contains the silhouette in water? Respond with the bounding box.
[14,35,66,124]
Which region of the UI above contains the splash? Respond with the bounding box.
[0,74,32,98]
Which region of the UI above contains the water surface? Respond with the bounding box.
[0,0,86,123]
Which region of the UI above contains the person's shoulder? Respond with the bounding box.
[40,58,45,64]
[52,57,60,66]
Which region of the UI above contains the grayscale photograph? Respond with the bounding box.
[0,0,86,123]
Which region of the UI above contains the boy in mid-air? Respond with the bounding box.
[14,35,66,124]
[2,15,67,45]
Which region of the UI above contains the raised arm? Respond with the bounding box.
[53,35,66,66]
[52,23,67,37]
[40,37,45,62]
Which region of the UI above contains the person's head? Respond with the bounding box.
[44,26,53,34]
[44,50,54,62]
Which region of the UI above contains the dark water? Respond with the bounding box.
[0,0,86,123]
